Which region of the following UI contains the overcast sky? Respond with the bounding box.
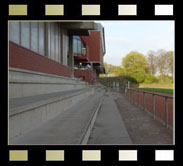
[96,21,174,66]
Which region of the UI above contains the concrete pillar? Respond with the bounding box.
[125,81,129,93]
[45,23,49,58]
[68,35,74,77]
[61,29,68,66]
[127,81,130,88]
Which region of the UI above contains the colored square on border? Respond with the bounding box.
[118,5,137,15]
[155,5,173,15]
[155,150,174,161]
[9,5,27,16]
[119,150,137,161]
[45,5,64,15]
[82,5,100,16]
[82,150,101,161]
[46,150,64,161]
[9,150,28,161]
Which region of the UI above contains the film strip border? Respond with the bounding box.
[7,3,175,17]
[7,149,175,162]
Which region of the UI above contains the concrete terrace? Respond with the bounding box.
[9,87,173,145]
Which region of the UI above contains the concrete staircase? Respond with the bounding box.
[9,67,104,143]
[9,68,131,145]
[10,88,105,144]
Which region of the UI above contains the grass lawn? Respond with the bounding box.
[138,88,173,94]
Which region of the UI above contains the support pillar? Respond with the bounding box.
[68,35,74,77]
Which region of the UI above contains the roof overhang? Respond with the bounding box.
[68,29,90,36]
[60,22,99,36]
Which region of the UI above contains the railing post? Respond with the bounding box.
[153,94,155,119]
[165,97,169,128]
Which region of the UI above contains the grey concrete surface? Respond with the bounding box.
[10,90,105,145]
[9,88,96,141]
[88,92,132,144]
[9,67,88,98]
[9,88,91,115]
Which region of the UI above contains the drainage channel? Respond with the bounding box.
[79,96,104,145]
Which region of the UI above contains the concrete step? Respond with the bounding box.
[9,67,89,98]
[9,87,99,141]
[88,91,132,144]
[10,90,105,145]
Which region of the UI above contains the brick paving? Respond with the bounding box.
[113,91,173,145]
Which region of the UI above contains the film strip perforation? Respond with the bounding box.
[8,4,174,16]
[1,0,178,166]
[7,149,176,162]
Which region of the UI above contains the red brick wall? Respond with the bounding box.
[168,98,173,126]
[155,96,166,122]
[81,31,102,62]
[126,89,173,128]
[145,93,153,113]
[74,69,93,83]
[9,42,71,77]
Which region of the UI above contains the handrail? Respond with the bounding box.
[128,88,173,98]
[126,88,173,129]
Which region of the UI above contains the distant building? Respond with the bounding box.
[74,29,106,83]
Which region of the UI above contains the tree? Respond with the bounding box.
[144,74,158,84]
[166,51,174,76]
[122,51,147,82]
[131,72,146,83]
[146,50,157,75]
[103,62,111,76]
[156,49,173,82]
[103,62,124,77]
[110,65,124,76]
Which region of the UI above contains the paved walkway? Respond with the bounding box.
[113,91,173,144]
[88,92,131,144]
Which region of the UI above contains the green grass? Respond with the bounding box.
[138,88,173,94]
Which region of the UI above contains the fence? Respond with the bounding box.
[125,88,174,130]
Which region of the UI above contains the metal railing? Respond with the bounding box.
[125,88,173,129]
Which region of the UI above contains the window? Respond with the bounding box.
[55,25,59,62]
[38,22,45,55]
[73,36,86,56]
[31,22,38,52]
[9,22,20,44]
[21,22,30,49]
[77,40,81,54]
[81,43,86,56]
[73,39,77,53]
[50,23,55,60]
[9,22,63,64]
